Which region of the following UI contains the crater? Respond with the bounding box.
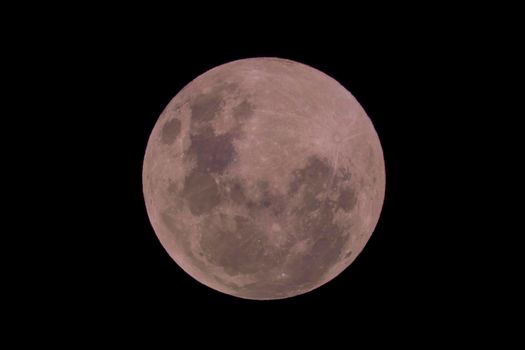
[188,127,236,174]
[233,216,348,299]
[190,92,223,125]
[285,179,349,287]
[161,118,181,145]
[233,100,255,121]
[284,222,346,288]
[181,170,221,216]
[161,210,211,274]
[289,155,335,221]
[338,187,357,212]
[228,179,247,205]
[161,211,192,259]
[234,279,293,300]
[200,215,283,276]
[221,82,240,95]
[301,191,321,214]
[246,180,287,217]
[161,211,179,235]
[337,168,352,182]
[189,82,241,127]
[289,156,333,195]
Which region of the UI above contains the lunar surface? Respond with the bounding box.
[143,58,385,300]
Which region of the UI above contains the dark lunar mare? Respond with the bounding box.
[199,155,355,299]
[179,84,254,217]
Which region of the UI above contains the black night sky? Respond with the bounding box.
[9,9,505,341]
[70,37,460,321]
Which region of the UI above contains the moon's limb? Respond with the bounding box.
[143,57,385,300]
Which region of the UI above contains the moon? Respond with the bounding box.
[142,58,385,300]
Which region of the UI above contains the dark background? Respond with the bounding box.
[8,8,513,341]
[69,37,462,321]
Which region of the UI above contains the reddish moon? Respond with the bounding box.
[143,58,385,300]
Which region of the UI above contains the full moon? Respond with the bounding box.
[143,58,385,300]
